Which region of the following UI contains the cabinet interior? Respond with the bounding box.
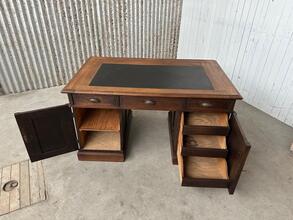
[178,112,230,181]
[75,108,121,151]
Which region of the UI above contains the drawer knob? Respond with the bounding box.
[89,98,101,103]
[144,100,155,105]
[201,102,212,107]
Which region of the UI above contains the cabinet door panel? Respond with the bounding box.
[227,113,251,194]
[15,104,78,162]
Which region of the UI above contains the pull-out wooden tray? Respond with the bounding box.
[82,131,121,151]
[183,135,228,158]
[178,135,229,187]
[79,109,121,131]
[184,156,228,179]
[183,112,229,135]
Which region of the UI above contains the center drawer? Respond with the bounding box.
[120,96,184,110]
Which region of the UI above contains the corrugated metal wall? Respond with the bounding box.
[0,0,182,94]
[178,0,293,126]
[1,0,292,126]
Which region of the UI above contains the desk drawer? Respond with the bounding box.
[120,96,184,110]
[72,94,119,108]
[185,99,235,112]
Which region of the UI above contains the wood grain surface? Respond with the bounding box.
[82,131,121,151]
[62,57,242,99]
[79,109,120,131]
[177,113,184,181]
[184,135,227,149]
[185,157,228,180]
[0,160,47,216]
[185,112,228,127]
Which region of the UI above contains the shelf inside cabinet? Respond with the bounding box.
[79,109,120,131]
[82,131,121,151]
[184,156,228,180]
[185,112,228,127]
[184,135,227,149]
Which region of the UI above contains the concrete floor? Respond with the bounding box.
[0,86,293,220]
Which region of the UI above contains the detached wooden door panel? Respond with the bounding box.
[227,113,251,194]
[15,104,78,162]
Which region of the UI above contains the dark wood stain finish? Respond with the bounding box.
[62,57,242,99]
[183,125,230,136]
[168,111,177,164]
[185,99,235,113]
[15,104,78,162]
[227,113,251,194]
[120,96,185,111]
[14,57,251,194]
[181,147,228,158]
[72,94,119,108]
[182,178,229,188]
[77,150,124,162]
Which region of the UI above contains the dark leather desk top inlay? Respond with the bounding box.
[90,64,213,90]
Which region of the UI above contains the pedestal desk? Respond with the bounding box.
[15,57,251,194]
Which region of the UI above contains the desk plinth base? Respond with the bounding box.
[77,150,125,162]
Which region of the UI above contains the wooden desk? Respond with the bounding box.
[15,57,251,194]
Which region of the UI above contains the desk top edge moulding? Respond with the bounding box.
[62,57,242,99]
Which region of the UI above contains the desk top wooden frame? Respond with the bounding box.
[62,57,242,99]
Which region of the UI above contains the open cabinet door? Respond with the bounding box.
[15,104,78,162]
[227,113,251,194]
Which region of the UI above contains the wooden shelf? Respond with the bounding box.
[184,135,227,149]
[185,156,228,180]
[185,112,228,127]
[79,109,120,131]
[82,131,121,151]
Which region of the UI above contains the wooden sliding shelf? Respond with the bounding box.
[184,157,228,180]
[185,112,228,127]
[183,112,229,136]
[184,135,227,149]
[79,109,120,131]
[183,135,228,158]
[82,132,121,151]
[180,112,229,158]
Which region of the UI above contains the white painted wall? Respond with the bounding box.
[178,0,293,126]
